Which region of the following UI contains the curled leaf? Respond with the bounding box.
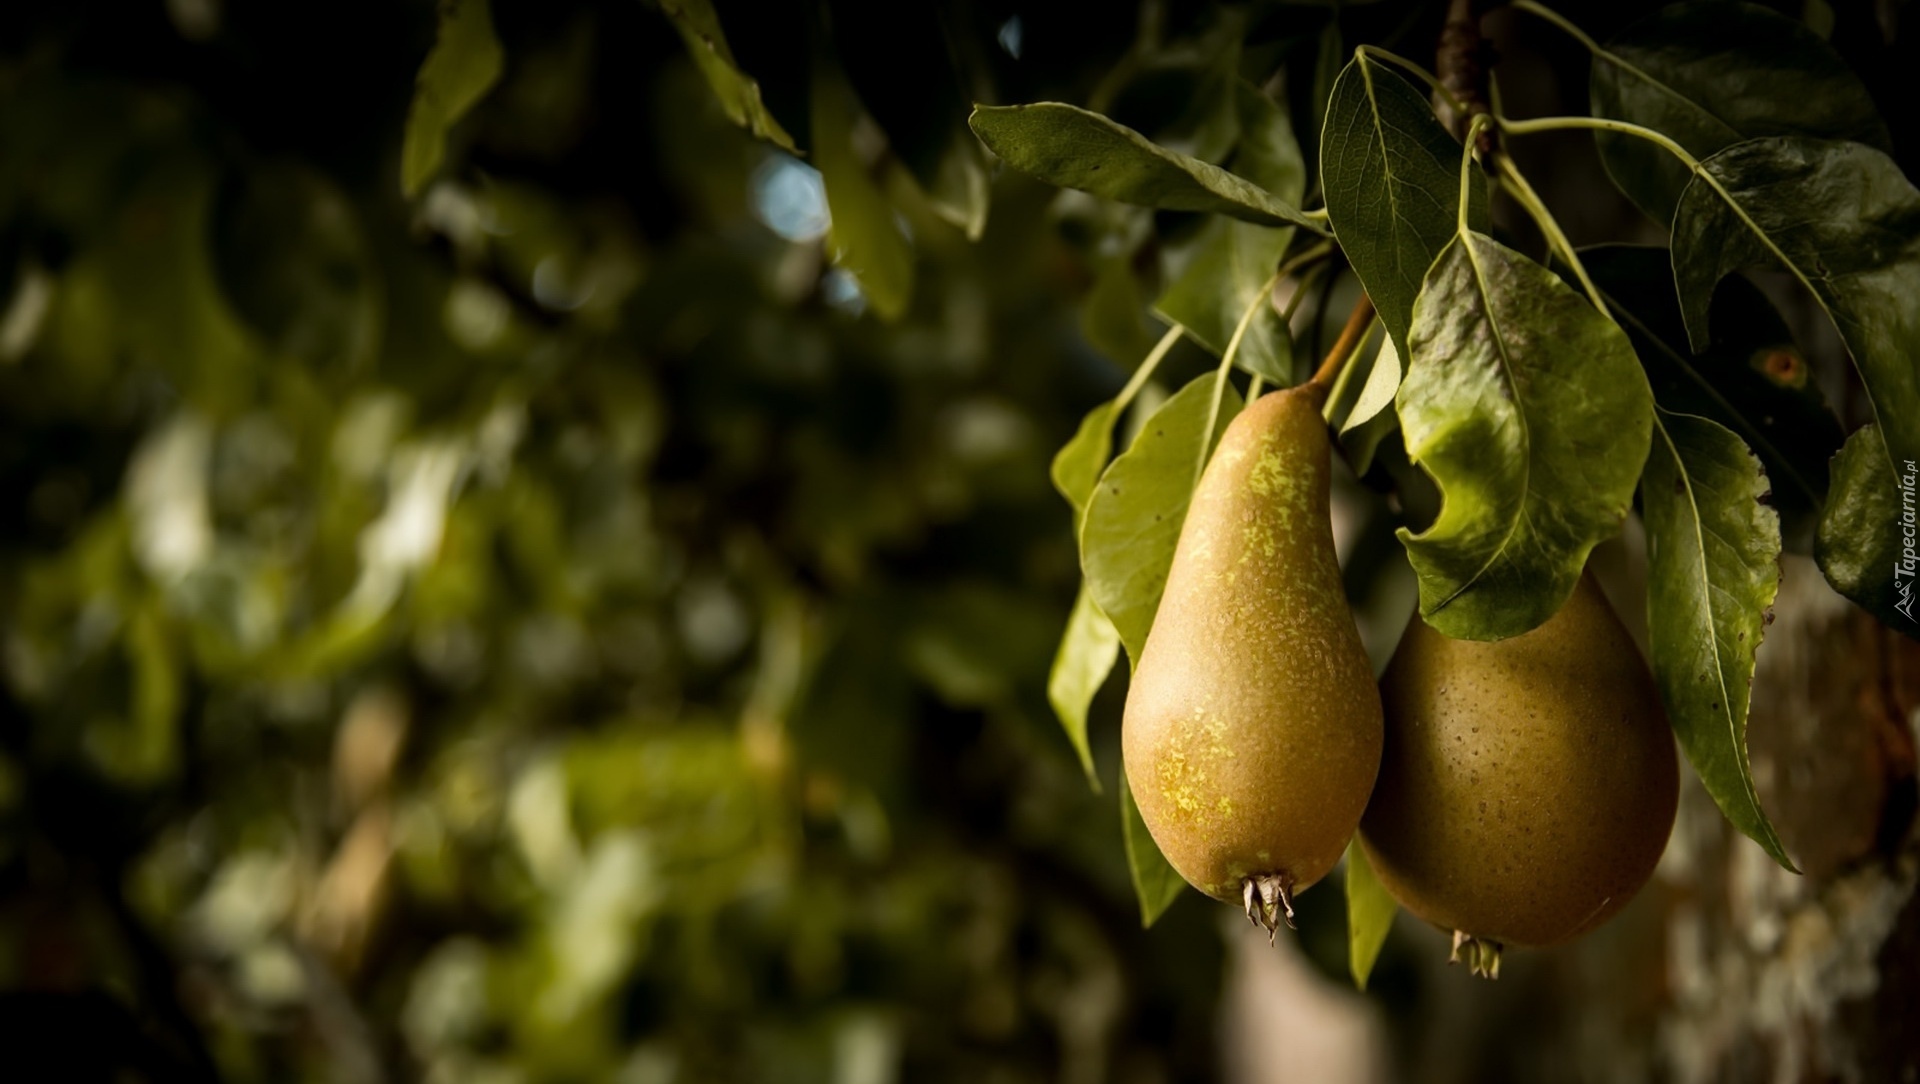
[1397,232,1652,639]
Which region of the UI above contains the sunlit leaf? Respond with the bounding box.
[1590,0,1889,225]
[1047,585,1119,786]
[1817,426,1920,639]
[1053,401,1120,521]
[1156,82,1305,383]
[1641,411,1795,867]
[1397,232,1652,639]
[401,0,505,197]
[1121,770,1188,927]
[658,0,798,153]
[1339,329,1398,435]
[968,103,1325,230]
[1082,375,1240,664]
[1344,840,1395,991]
[812,70,915,320]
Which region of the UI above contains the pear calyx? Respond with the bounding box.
[1449,930,1503,980]
[1241,871,1297,943]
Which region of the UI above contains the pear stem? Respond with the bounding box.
[1306,293,1376,395]
[1448,930,1504,979]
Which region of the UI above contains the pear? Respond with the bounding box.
[1359,573,1678,976]
[1123,385,1383,934]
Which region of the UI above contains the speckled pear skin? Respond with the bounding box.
[1122,386,1383,904]
[1360,574,1679,947]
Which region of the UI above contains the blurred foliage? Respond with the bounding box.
[11,0,1911,1080]
[0,1,1248,1079]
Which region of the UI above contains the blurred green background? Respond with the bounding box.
[4,1,1915,1082]
[0,2,1243,1079]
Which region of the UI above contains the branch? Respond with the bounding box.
[1434,0,1497,151]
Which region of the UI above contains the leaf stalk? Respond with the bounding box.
[1493,153,1605,313]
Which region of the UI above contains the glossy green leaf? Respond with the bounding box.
[1590,0,1889,225]
[1671,138,1920,507]
[1817,426,1920,639]
[401,0,505,197]
[1157,82,1305,383]
[1121,769,1188,927]
[659,0,798,153]
[1082,257,1157,367]
[1320,53,1488,360]
[1581,245,1842,539]
[967,103,1324,230]
[1397,232,1652,639]
[1082,375,1241,664]
[1047,585,1119,786]
[1344,840,1395,991]
[1641,411,1795,868]
[812,71,915,320]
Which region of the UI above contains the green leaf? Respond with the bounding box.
[924,129,991,241]
[1121,769,1187,927]
[812,71,915,320]
[967,103,1325,230]
[658,0,798,154]
[827,0,986,237]
[1817,426,1920,639]
[401,0,506,197]
[1047,396,1126,781]
[1320,53,1488,361]
[1396,232,1652,639]
[1181,32,1246,166]
[1307,16,1343,177]
[1324,325,1400,476]
[1641,411,1796,868]
[1590,0,1889,225]
[1156,82,1306,383]
[1581,245,1842,539]
[1344,840,1395,991]
[1053,401,1120,521]
[1671,138,1920,510]
[1082,257,1157,367]
[1339,328,1398,435]
[1082,375,1241,664]
[1047,585,1119,786]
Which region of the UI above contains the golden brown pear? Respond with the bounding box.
[1359,573,1679,975]
[1123,385,1383,934]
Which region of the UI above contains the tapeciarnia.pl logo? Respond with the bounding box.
[1899,459,1918,623]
